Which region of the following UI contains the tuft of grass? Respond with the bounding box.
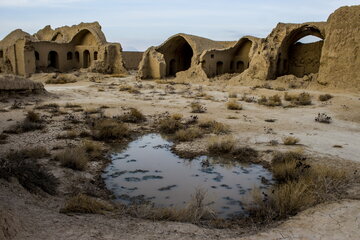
[207,136,236,154]
[60,194,113,214]
[120,108,146,123]
[282,136,300,145]
[82,140,103,160]
[158,117,184,134]
[55,147,88,171]
[5,117,45,134]
[171,113,183,120]
[284,92,312,105]
[45,76,76,84]
[26,111,41,122]
[248,151,350,223]
[228,92,237,98]
[258,95,282,107]
[190,102,207,113]
[92,119,129,140]
[174,127,203,142]
[231,146,258,162]
[318,94,333,102]
[198,120,230,134]
[0,151,58,194]
[226,100,242,110]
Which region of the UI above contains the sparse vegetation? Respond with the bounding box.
[55,147,89,171]
[0,150,58,194]
[248,151,350,223]
[174,127,203,142]
[92,119,130,140]
[198,120,230,134]
[208,136,236,154]
[190,102,207,113]
[171,113,183,120]
[315,113,332,124]
[284,92,312,105]
[45,76,76,84]
[282,136,300,145]
[5,111,45,134]
[158,117,184,134]
[65,103,82,108]
[120,108,146,123]
[226,100,242,110]
[319,94,333,102]
[258,95,282,107]
[57,130,78,139]
[82,140,103,160]
[60,194,113,214]
[228,92,237,98]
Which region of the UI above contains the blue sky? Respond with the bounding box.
[0,0,359,51]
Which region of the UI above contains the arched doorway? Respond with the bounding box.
[48,51,59,69]
[83,50,91,68]
[158,36,194,77]
[275,26,324,78]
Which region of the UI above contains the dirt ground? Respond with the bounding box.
[1,72,360,240]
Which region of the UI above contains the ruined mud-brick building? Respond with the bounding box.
[0,22,127,76]
[138,5,360,89]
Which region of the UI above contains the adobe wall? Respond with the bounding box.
[317,5,360,89]
[122,51,144,70]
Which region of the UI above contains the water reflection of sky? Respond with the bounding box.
[103,134,272,218]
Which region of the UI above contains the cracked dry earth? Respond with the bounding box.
[1,73,360,240]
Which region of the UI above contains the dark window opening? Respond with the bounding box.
[211,54,214,59]
[35,51,40,61]
[75,51,80,62]
[216,61,223,75]
[67,52,73,60]
[94,51,98,60]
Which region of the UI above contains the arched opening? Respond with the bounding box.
[276,26,324,78]
[232,39,252,74]
[75,51,80,62]
[158,36,194,77]
[216,61,224,75]
[70,29,98,46]
[34,51,40,61]
[47,51,59,69]
[67,52,73,60]
[94,51,98,60]
[83,50,91,68]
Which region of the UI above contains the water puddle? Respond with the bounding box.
[103,134,272,218]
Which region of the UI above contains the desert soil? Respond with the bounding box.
[1,72,360,240]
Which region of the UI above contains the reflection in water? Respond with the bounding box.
[103,134,272,218]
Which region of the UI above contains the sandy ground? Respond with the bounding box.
[1,72,360,240]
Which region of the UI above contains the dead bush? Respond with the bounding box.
[120,108,146,123]
[315,113,332,124]
[45,76,77,84]
[318,94,333,102]
[284,92,312,105]
[258,95,282,107]
[174,127,203,142]
[57,130,78,139]
[207,136,236,154]
[282,136,300,145]
[26,111,41,122]
[92,119,130,141]
[0,152,58,195]
[158,117,184,134]
[198,120,230,134]
[60,194,113,214]
[5,119,45,134]
[55,147,88,171]
[226,100,242,110]
[190,102,207,113]
[231,146,258,162]
[171,113,183,120]
[82,140,103,160]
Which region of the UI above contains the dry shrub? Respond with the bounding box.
[208,136,236,154]
[171,113,183,120]
[227,100,242,110]
[0,133,8,144]
[198,120,230,134]
[0,152,58,195]
[190,102,207,113]
[158,117,183,134]
[284,92,312,105]
[282,136,300,145]
[60,194,113,214]
[231,146,258,162]
[26,111,41,122]
[318,94,333,102]
[228,92,237,98]
[82,140,103,160]
[248,151,350,223]
[92,119,129,140]
[57,130,78,139]
[120,108,146,123]
[128,188,214,224]
[174,127,203,142]
[65,103,82,108]
[55,147,88,171]
[258,95,282,107]
[5,119,45,134]
[45,76,76,84]
[315,113,332,123]
[35,103,59,110]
